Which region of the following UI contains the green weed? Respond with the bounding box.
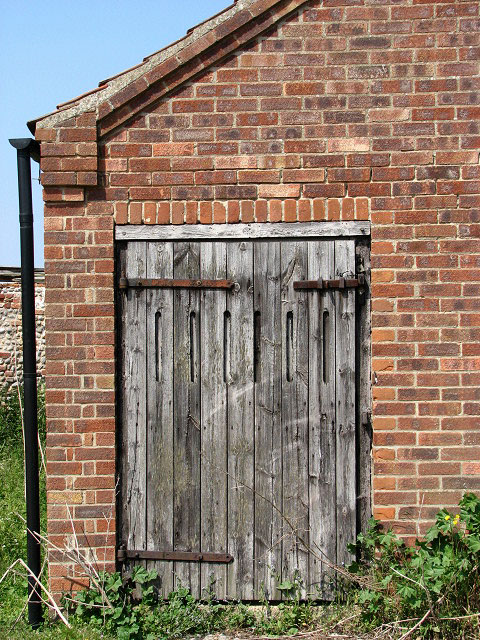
[348,493,480,638]
[69,565,323,639]
[70,566,258,640]
[253,573,315,636]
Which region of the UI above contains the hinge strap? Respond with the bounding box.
[119,278,234,291]
[117,549,234,563]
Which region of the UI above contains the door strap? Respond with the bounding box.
[119,277,235,291]
[117,549,234,563]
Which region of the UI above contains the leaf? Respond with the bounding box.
[381,574,392,587]
[465,535,480,553]
[277,581,294,591]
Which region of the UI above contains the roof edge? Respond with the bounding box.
[30,0,308,135]
[29,0,261,132]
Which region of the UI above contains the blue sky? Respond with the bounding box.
[0,1,228,266]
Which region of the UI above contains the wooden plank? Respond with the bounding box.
[146,242,174,596]
[118,243,129,556]
[115,221,371,242]
[356,240,372,536]
[200,242,228,598]
[280,241,309,597]
[123,242,147,553]
[173,242,201,597]
[307,240,337,599]
[253,241,283,600]
[334,239,357,568]
[226,241,255,599]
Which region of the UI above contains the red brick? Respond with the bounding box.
[227,201,240,223]
[240,200,254,223]
[328,137,369,152]
[304,155,344,168]
[171,202,184,224]
[368,108,410,122]
[153,143,194,156]
[284,199,297,222]
[255,200,268,222]
[329,168,371,182]
[156,202,170,224]
[238,170,280,183]
[313,199,325,221]
[258,184,300,198]
[304,183,346,198]
[269,200,282,222]
[199,201,212,224]
[285,82,323,95]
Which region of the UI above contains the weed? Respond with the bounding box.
[69,567,321,640]
[254,572,315,636]
[348,493,480,638]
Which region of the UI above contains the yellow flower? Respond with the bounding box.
[445,515,450,521]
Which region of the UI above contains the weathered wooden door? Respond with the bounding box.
[118,235,362,600]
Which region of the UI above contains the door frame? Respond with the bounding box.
[115,220,369,242]
[114,220,372,585]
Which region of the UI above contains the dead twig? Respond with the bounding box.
[330,611,361,630]
[28,523,114,612]
[397,607,432,640]
[0,558,70,627]
[438,612,480,621]
[8,554,49,631]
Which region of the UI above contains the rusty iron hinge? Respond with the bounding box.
[117,549,234,563]
[119,277,235,291]
[293,274,365,291]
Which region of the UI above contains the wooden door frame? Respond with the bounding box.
[114,221,372,575]
[115,220,369,241]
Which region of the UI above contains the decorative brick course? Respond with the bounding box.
[33,0,480,595]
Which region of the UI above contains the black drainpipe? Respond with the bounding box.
[9,138,43,628]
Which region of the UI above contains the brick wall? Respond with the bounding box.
[35,0,480,594]
[0,272,45,389]
[42,198,116,594]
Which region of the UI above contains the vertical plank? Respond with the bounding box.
[280,241,309,596]
[226,241,255,599]
[334,239,357,568]
[146,242,174,597]
[356,240,372,536]
[118,242,129,554]
[173,242,201,596]
[123,242,147,552]
[200,242,228,598]
[307,240,337,599]
[254,241,283,600]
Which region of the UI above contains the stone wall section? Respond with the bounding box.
[0,271,45,389]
